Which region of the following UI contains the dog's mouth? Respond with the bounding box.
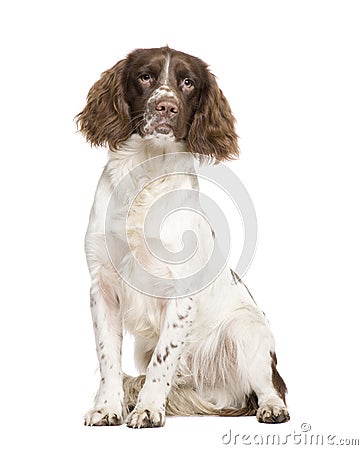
[155,123,173,135]
[143,119,175,138]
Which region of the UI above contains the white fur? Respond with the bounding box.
[161,53,171,85]
[84,134,287,427]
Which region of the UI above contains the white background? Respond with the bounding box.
[1,0,362,448]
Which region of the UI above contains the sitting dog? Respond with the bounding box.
[76,46,289,428]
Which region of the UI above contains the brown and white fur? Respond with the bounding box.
[77,46,290,428]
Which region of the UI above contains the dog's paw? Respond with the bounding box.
[84,406,123,426]
[257,404,290,424]
[126,407,165,428]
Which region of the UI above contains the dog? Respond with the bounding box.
[76,46,290,428]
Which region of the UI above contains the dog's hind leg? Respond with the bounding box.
[232,305,290,423]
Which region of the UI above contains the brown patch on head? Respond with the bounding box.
[76,46,239,161]
[123,47,205,142]
[76,59,132,150]
[270,351,288,404]
[187,69,239,162]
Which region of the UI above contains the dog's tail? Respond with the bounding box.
[122,374,258,417]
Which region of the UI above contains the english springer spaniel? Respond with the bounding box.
[77,46,290,428]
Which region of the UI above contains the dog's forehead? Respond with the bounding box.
[126,47,203,75]
[127,49,166,72]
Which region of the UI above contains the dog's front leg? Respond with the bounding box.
[84,280,124,426]
[126,297,195,428]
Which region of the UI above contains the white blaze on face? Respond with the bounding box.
[143,53,178,137]
[162,53,171,85]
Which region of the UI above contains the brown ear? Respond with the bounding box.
[187,73,239,161]
[76,59,131,151]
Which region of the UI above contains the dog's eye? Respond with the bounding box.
[139,73,152,84]
[182,78,194,89]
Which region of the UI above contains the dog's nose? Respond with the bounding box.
[155,100,179,117]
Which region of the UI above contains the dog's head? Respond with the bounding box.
[76,47,238,161]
